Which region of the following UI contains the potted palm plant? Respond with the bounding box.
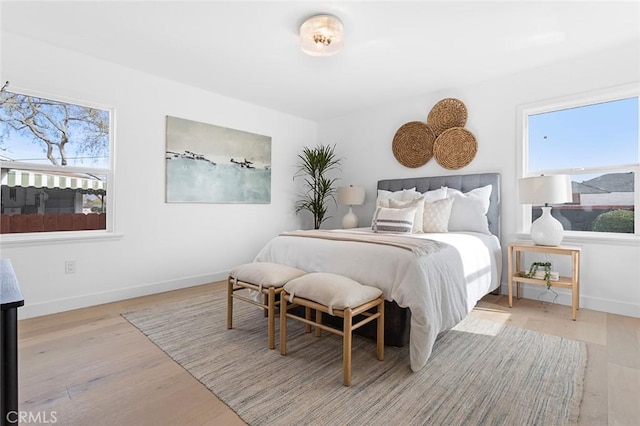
[294,144,341,229]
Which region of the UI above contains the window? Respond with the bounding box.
[0,87,113,237]
[518,84,639,238]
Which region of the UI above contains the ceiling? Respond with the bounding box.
[2,1,639,121]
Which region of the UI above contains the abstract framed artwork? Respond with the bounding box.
[165,116,271,203]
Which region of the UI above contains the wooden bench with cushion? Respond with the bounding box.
[279,272,384,386]
[227,262,306,349]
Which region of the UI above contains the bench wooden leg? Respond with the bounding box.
[343,307,352,387]
[227,277,233,330]
[263,293,268,317]
[280,294,288,355]
[280,291,383,386]
[305,306,312,333]
[315,309,322,337]
[268,287,276,349]
[377,297,384,361]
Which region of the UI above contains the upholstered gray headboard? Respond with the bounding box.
[377,172,501,238]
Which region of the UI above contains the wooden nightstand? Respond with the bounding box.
[507,242,581,320]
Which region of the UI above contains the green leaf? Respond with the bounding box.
[293,144,342,229]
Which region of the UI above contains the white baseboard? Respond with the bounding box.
[18,272,228,320]
[499,283,640,318]
[19,276,639,320]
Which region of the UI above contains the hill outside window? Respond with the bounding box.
[517,84,639,240]
[0,87,114,241]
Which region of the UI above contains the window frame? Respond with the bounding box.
[0,86,119,245]
[517,83,640,244]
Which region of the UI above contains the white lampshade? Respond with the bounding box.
[519,175,572,246]
[518,175,572,205]
[338,185,365,229]
[300,14,344,57]
[338,185,365,206]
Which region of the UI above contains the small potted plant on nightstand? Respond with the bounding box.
[518,261,553,288]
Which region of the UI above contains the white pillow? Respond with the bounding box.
[376,187,419,203]
[422,197,454,233]
[400,188,421,201]
[422,187,448,202]
[389,196,425,233]
[371,206,417,234]
[445,185,492,234]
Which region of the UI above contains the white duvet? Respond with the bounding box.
[254,228,502,372]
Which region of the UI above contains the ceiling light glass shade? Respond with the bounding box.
[300,14,344,57]
[338,185,365,229]
[519,175,572,246]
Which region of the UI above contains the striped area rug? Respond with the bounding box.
[123,291,586,426]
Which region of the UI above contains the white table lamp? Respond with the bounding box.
[338,185,365,229]
[519,175,572,246]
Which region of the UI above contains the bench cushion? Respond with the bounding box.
[230,262,306,290]
[284,272,383,315]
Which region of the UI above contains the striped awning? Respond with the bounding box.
[1,169,106,193]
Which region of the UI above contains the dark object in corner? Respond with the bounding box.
[1,259,24,426]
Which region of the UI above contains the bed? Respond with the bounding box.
[255,173,502,372]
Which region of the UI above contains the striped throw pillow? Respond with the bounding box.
[389,196,425,233]
[371,206,417,234]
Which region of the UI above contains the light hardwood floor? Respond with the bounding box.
[17,282,639,425]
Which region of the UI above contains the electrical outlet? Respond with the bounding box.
[64,260,76,274]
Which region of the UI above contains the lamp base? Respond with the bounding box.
[531,206,564,246]
[342,207,358,229]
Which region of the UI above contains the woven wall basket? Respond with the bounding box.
[427,98,468,136]
[392,121,436,168]
[433,127,477,170]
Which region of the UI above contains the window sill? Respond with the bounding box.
[515,232,640,246]
[0,230,124,247]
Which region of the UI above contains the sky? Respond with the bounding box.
[528,96,638,182]
[0,134,109,168]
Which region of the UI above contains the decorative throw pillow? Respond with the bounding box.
[446,185,492,234]
[371,198,390,228]
[376,198,391,208]
[389,196,425,233]
[371,206,417,234]
[422,197,454,233]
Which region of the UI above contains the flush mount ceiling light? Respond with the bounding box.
[299,14,344,57]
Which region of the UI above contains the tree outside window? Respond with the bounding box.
[0,88,112,234]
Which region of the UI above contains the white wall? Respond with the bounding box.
[1,33,316,318]
[320,41,640,318]
[3,33,639,320]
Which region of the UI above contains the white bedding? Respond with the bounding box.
[254,228,502,372]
